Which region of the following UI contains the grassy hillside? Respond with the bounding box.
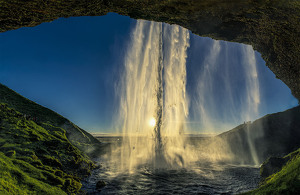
[193,106,300,165]
[244,148,300,194]
[0,84,103,157]
[0,103,95,194]
[217,106,300,164]
[0,152,66,194]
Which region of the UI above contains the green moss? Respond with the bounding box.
[0,103,95,194]
[62,178,82,194]
[244,148,300,194]
[0,84,103,158]
[0,152,66,195]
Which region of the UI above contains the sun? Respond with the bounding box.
[149,117,156,127]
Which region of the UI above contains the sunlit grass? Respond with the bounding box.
[0,152,66,194]
[0,84,103,158]
[0,102,94,194]
[244,148,300,194]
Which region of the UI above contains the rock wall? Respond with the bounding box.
[218,106,300,164]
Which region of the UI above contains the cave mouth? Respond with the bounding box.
[0,13,299,194]
[0,13,297,133]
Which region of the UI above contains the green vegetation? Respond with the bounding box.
[0,1,300,193]
[0,103,95,194]
[0,84,102,194]
[0,84,103,158]
[0,83,67,126]
[244,148,300,194]
[0,152,66,194]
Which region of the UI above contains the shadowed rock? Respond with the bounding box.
[96,180,106,191]
[260,156,288,180]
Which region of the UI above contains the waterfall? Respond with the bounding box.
[161,24,190,167]
[118,20,190,171]
[193,40,261,164]
[241,44,261,165]
[117,20,262,169]
[196,40,222,132]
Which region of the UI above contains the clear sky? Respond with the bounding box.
[0,13,298,133]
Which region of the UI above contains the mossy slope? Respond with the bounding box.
[0,103,95,194]
[0,152,66,195]
[0,84,103,157]
[244,148,300,194]
[0,84,105,193]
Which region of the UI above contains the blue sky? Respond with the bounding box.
[0,13,298,133]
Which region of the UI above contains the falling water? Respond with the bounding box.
[117,19,263,171]
[196,40,222,132]
[241,44,261,165]
[161,24,190,167]
[83,32,263,194]
[118,20,190,171]
[193,40,261,165]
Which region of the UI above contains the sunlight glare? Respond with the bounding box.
[149,117,156,127]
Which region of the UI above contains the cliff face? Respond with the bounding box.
[0,0,299,101]
[218,106,300,164]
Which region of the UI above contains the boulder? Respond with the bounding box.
[96,180,106,191]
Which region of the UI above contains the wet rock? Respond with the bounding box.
[260,148,300,183]
[96,180,106,191]
[260,156,288,180]
[94,164,102,169]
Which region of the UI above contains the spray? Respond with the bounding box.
[118,20,190,171]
